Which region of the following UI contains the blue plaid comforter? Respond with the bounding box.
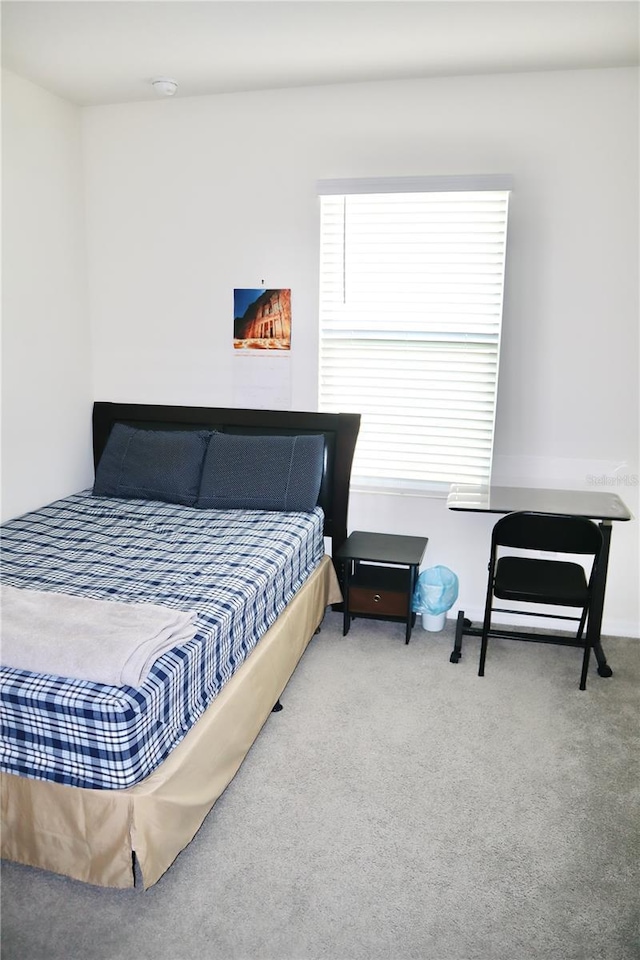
[0,491,324,790]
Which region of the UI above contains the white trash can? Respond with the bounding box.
[413,566,459,634]
[422,611,446,632]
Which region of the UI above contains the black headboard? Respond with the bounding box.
[92,402,360,555]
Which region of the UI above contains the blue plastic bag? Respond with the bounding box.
[412,565,459,615]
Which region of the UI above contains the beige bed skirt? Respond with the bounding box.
[1,555,341,889]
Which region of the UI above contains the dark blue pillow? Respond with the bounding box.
[93,424,211,506]
[196,433,324,512]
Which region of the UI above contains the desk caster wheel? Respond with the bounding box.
[597,664,613,678]
[450,651,461,664]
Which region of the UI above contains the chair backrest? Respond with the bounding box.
[492,512,602,556]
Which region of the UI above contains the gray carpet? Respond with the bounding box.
[2,612,639,960]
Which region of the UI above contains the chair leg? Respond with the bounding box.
[478,570,495,678]
[479,626,489,677]
[575,607,588,643]
[579,616,594,691]
[478,588,493,677]
[579,643,591,691]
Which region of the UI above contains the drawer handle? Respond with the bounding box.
[373,594,381,603]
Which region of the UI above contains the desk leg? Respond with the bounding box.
[450,611,472,663]
[590,521,613,678]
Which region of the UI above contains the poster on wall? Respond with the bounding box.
[233,288,291,350]
[232,288,292,410]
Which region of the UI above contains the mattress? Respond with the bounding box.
[0,491,324,791]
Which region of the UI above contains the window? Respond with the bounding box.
[318,176,511,491]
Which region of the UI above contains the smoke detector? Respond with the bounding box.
[152,77,178,97]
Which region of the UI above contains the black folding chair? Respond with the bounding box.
[478,512,603,690]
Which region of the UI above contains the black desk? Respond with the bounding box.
[447,484,632,675]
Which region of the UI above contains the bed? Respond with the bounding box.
[0,402,360,888]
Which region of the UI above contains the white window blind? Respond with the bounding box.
[318,177,511,490]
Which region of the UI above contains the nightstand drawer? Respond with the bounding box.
[348,564,411,617]
[348,585,408,617]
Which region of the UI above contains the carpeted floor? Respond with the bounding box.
[2,611,639,960]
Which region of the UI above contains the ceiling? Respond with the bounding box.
[2,0,639,107]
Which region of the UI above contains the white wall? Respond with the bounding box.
[1,70,94,521]
[82,67,639,636]
[3,66,636,635]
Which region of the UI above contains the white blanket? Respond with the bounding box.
[0,585,198,688]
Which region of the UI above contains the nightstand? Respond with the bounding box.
[335,531,428,644]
